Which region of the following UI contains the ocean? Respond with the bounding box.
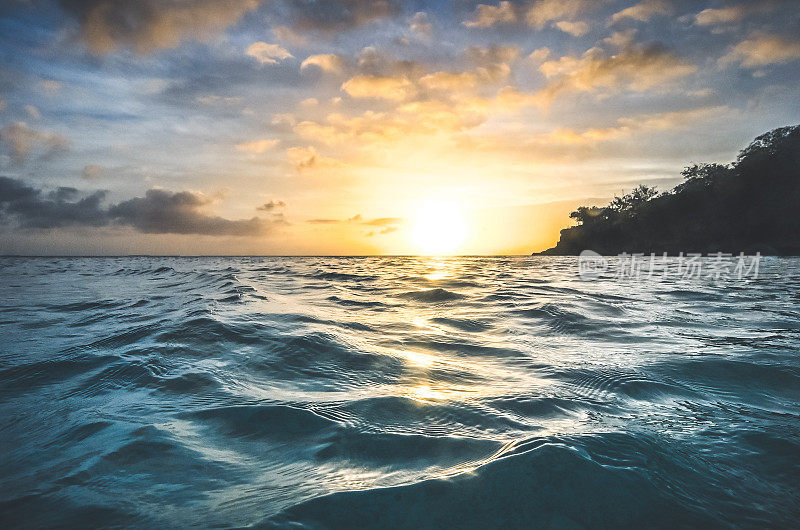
[0,256,798,528]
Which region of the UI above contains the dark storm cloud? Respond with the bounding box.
[109,189,272,235]
[54,0,404,55]
[0,177,109,228]
[0,177,273,236]
[57,0,262,54]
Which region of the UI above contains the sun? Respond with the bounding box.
[411,198,469,254]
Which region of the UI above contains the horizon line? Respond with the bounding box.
[0,254,537,258]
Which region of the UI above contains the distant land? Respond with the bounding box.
[536,125,800,256]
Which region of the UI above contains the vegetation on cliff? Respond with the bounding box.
[538,125,800,255]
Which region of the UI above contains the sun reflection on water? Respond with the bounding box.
[423,257,454,281]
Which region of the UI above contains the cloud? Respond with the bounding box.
[350,46,426,78]
[0,122,70,164]
[617,105,730,131]
[24,105,41,119]
[235,139,279,153]
[281,46,546,156]
[409,11,433,37]
[291,102,489,148]
[58,0,261,54]
[294,121,347,144]
[719,34,800,68]
[82,164,105,180]
[287,146,338,170]
[308,215,400,232]
[341,74,414,100]
[246,42,294,64]
[611,0,672,23]
[546,105,731,145]
[272,25,308,46]
[365,222,400,236]
[417,47,518,92]
[0,177,276,236]
[529,47,551,63]
[458,104,732,165]
[0,177,108,229]
[307,214,364,224]
[109,189,271,235]
[415,46,519,90]
[293,47,528,150]
[257,200,286,211]
[464,1,517,28]
[272,113,297,128]
[362,217,403,226]
[603,30,637,49]
[419,72,480,91]
[464,45,521,66]
[555,20,589,37]
[492,86,547,110]
[526,0,591,29]
[537,44,696,100]
[301,54,344,72]
[694,6,747,26]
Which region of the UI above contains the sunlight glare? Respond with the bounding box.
[411,198,468,255]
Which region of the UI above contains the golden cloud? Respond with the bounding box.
[294,121,349,145]
[555,20,589,37]
[611,0,671,23]
[418,71,479,91]
[235,139,279,153]
[694,6,747,26]
[463,1,517,28]
[538,44,696,99]
[550,105,731,145]
[719,34,800,68]
[529,47,551,63]
[246,42,293,64]
[341,74,415,100]
[286,146,340,170]
[452,105,731,164]
[301,54,344,72]
[526,0,592,29]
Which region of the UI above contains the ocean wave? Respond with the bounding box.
[1,256,799,527]
[397,288,466,303]
[267,437,725,528]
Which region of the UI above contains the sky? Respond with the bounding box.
[0,0,798,255]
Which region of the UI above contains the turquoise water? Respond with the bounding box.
[0,256,798,528]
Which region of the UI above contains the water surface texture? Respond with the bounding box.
[1,257,799,528]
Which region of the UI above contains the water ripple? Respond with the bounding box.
[0,256,798,527]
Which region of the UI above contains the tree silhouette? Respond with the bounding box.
[538,125,800,255]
